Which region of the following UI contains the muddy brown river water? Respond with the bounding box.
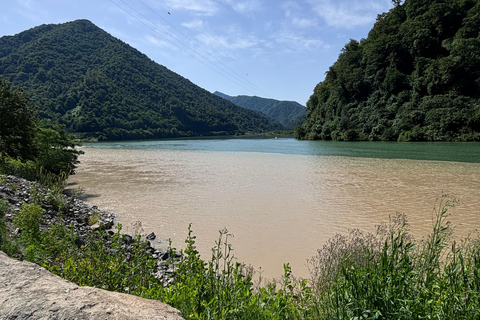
[68,140,480,280]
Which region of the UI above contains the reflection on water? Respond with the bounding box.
[69,145,480,279]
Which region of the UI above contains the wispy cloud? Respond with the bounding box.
[231,0,262,14]
[308,0,392,29]
[17,0,33,9]
[279,1,318,29]
[182,19,205,29]
[273,29,329,52]
[15,0,50,24]
[281,1,301,18]
[291,17,318,28]
[145,35,172,47]
[218,0,263,14]
[163,0,219,16]
[198,32,260,52]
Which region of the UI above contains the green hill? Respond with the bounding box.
[297,0,480,141]
[0,20,280,140]
[214,91,306,129]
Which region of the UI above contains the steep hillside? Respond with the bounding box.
[214,91,306,129]
[0,20,279,140]
[297,0,480,141]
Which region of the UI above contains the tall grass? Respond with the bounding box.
[307,195,480,319]
[1,193,480,319]
[0,156,69,191]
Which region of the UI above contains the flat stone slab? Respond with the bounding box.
[0,251,184,320]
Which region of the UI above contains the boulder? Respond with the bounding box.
[0,251,184,320]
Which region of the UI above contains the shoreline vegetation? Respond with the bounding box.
[1,0,479,315]
[2,76,480,319]
[80,131,295,143]
[2,172,480,319]
[296,0,480,142]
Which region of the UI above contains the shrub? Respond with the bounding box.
[305,196,480,319]
[13,203,44,242]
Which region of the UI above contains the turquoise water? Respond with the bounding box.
[85,138,480,163]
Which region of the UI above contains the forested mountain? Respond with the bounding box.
[214,91,306,129]
[0,20,280,140]
[297,0,480,141]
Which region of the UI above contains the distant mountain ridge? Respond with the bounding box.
[0,20,280,140]
[214,91,306,129]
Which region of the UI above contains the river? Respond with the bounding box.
[68,138,480,280]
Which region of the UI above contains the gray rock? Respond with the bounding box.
[146,232,156,240]
[0,251,184,320]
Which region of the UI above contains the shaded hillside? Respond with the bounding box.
[297,0,480,141]
[214,91,306,129]
[0,20,279,140]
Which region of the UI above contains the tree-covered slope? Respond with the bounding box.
[0,20,279,140]
[214,91,306,129]
[297,0,480,141]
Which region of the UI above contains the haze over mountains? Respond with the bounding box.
[214,92,306,129]
[0,19,281,140]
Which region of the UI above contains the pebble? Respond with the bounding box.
[0,174,180,285]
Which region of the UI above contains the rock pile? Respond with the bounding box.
[0,174,186,318]
[0,175,115,233]
[0,174,180,284]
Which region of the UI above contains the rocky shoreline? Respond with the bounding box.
[0,174,179,285]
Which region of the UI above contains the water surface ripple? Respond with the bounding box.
[69,139,480,279]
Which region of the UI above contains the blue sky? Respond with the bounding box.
[2,0,394,105]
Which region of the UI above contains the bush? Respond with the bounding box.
[306,196,480,319]
[55,224,160,296]
[2,192,480,319]
[13,203,44,242]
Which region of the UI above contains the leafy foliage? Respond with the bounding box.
[215,91,306,129]
[0,78,36,160]
[2,188,480,319]
[297,0,480,141]
[13,203,44,242]
[0,78,82,185]
[0,20,279,140]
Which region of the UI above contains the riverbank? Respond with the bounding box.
[2,174,480,319]
[0,174,179,285]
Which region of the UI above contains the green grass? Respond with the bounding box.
[1,194,480,319]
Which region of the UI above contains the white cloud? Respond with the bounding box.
[145,35,171,47]
[308,0,392,29]
[182,19,205,29]
[279,2,318,29]
[219,0,263,14]
[17,0,33,9]
[163,0,219,16]
[198,32,260,51]
[291,17,318,28]
[281,1,301,17]
[232,1,262,13]
[274,29,329,52]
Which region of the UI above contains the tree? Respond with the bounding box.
[392,0,403,7]
[298,0,480,142]
[33,120,83,175]
[0,77,36,161]
[0,77,82,179]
